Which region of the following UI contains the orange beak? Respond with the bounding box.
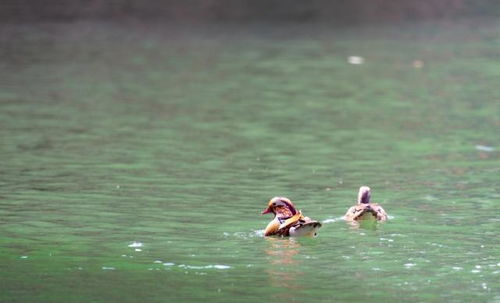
[261,206,273,215]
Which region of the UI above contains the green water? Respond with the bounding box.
[1,21,499,303]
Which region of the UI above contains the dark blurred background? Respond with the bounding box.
[2,0,500,24]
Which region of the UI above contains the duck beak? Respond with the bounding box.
[261,206,272,215]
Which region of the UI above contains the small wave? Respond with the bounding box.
[348,55,364,65]
[389,233,405,237]
[178,264,231,270]
[128,242,143,248]
[475,145,495,152]
[322,217,344,224]
[423,195,438,201]
[223,230,264,239]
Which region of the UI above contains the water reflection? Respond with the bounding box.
[264,237,303,301]
[346,218,380,230]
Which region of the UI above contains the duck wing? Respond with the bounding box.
[281,212,322,237]
[370,203,388,221]
[345,204,378,221]
[278,211,303,230]
[264,212,304,236]
[345,203,388,221]
[265,211,322,237]
[264,219,281,236]
[289,220,322,237]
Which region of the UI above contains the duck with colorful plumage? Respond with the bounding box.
[262,197,322,237]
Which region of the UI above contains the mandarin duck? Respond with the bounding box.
[344,186,388,221]
[262,197,322,237]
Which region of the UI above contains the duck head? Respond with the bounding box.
[357,186,371,204]
[261,197,298,219]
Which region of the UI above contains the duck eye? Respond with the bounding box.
[272,203,277,206]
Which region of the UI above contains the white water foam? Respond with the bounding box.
[322,217,344,224]
[475,145,495,152]
[178,264,231,270]
[223,230,264,238]
[128,242,143,248]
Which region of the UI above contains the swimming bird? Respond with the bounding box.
[262,197,322,237]
[344,186,388,221]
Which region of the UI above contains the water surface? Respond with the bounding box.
[0,20,499,302]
